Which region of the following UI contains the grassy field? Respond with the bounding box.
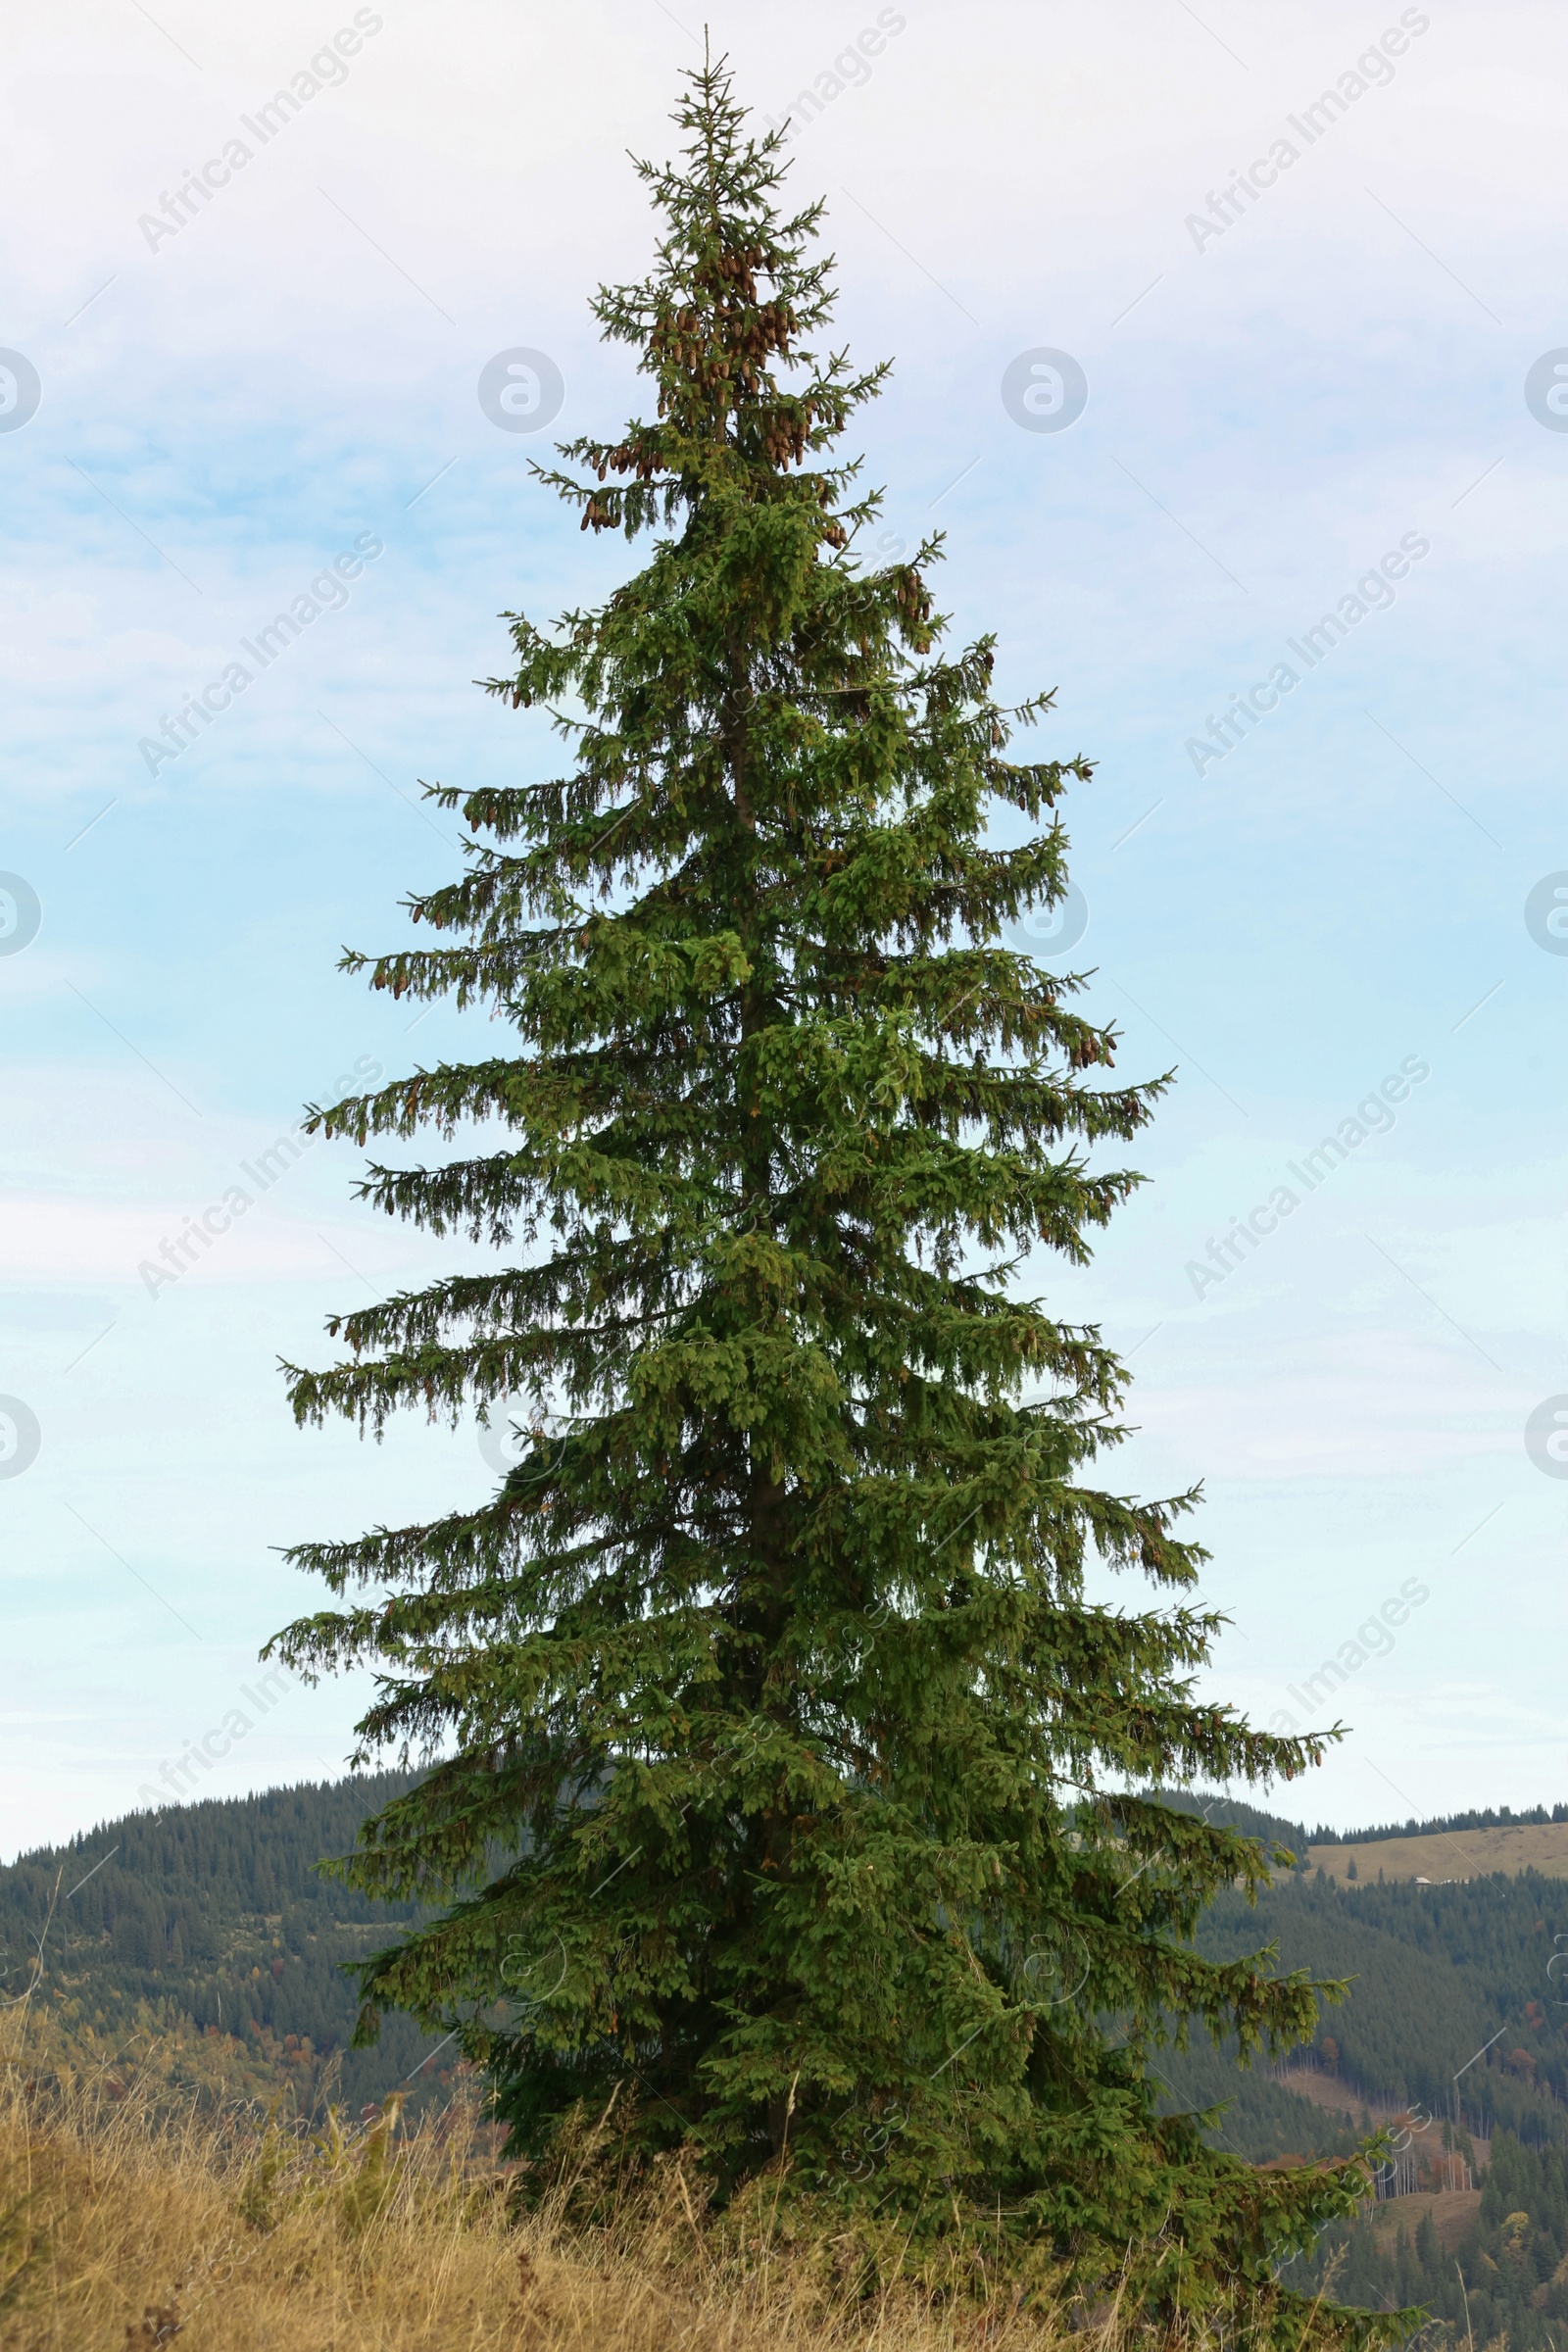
[0,2092,1064,2352]
[1307,1821,1568,1884]
[0,2011,1066,2352]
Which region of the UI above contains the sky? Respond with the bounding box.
[2,0,1565,1859]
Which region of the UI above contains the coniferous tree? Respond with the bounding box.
[270,58,1395,2339]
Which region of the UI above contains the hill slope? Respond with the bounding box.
[1152,1802,1568,2346]
[1309,1820,1568,1883]
[1177,1870,1568,2141]
[18,1775,1567,2145]
[0,1775,452,2114]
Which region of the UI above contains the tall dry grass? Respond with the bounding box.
[0,2010,1065,2352]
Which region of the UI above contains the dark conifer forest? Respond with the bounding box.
[0,1776,450,2115]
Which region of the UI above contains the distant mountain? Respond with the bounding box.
[1149,1787,1312,1864]
[0,1774,453,2115]
[1313,1801,1568,1846]
[1148,1826,1568,2344]
[1161,1869,1568,2150]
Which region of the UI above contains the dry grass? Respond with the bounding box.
[1307,1821,1568,1885]
[1366,2189,1481,2254]
[0,2016,1061,2352]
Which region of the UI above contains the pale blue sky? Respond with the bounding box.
[3,0,1565,1855]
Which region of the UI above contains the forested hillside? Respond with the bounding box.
[0,1775,453,2114]
[1151,1786,1312,1862]
[1143,1797,1568,2345]
[1295,2132,1568,2351]
[1170,1870,1568,2145]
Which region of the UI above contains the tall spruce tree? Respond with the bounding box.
[271,58,1393,2339]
